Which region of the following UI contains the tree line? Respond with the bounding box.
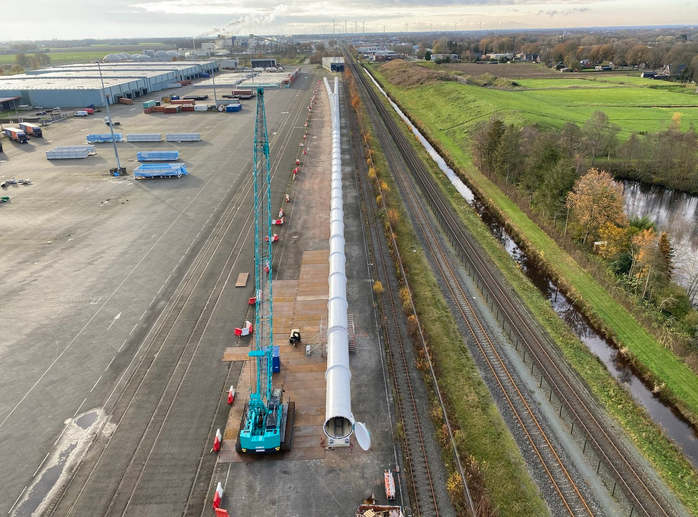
[472,116,696,331]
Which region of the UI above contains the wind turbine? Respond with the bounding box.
[344,19,348,35]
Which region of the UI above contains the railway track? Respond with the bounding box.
[346,52,678,517]
[345,84,444,516]
[46,74,317,517]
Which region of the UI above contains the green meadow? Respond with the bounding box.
[382,70,698,140]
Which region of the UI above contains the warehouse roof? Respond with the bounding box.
[0,61,216,91]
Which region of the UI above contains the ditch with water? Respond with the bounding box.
[365,70,698,469]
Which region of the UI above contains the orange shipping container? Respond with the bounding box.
[118,98,134,105]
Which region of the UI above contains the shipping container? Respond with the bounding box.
[18,122,42,138]
[118,98,133,105]
[152,105,166,112]
[127,134,162,143]
[193,104,208,111]
[86,133,123,143]
[137,151,179,161]
[170,95,180,100]
[164,106,180,114]
[225,103,242,112]
[181,105,195,112]
[166,133,200,142]
[170,99,194,105]
[143,108,153,114]
[142,100,157,109]
[134,162,188,179]
[46,148,90,160]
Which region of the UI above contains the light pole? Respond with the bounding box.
[94,61,124,175]
[211,65,219,109]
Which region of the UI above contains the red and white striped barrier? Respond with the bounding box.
[234,320,253,337]
[213,428,222,452]
[285,194,290,203]
[213,482,223,509]
[227,386,235,405]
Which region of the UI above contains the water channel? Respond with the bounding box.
[364,69,698,468]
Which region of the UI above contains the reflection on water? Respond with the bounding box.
[364,66,698,468]
[623,180,698,297]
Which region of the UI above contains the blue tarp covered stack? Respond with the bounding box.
[136,151,180,162]
[134,162,188,179]
[86,133,123,143]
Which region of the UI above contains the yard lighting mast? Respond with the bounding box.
[94,61,124,175]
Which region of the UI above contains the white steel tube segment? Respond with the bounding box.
[323,77,357,443]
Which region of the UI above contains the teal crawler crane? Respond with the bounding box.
[237,87,294,453]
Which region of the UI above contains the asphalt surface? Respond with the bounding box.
[0,68,318,516]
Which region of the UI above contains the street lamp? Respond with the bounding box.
[94,61,124,175]
[211,65,219,109]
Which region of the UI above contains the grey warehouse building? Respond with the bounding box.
[0,61,217,109]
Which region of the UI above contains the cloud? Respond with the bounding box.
[539,7,591,17]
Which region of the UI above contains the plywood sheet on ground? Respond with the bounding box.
[234,272,249,287]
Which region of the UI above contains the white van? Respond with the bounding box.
[74,111,88,117]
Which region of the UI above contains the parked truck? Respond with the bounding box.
[18,122,42,138]
[3,127,29,144]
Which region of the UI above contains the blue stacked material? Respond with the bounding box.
[133,162,188,179]
[137,151,180,162]
[272,346,280,373]
[86,133,123,143]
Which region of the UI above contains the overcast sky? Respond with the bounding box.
[2,0,697,41]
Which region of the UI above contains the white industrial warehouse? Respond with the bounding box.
[0,60,217,109]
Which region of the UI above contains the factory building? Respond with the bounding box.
[322,57,345,72]
[0,61,217,109]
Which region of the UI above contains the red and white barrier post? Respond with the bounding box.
[227,386,235,405]
[213,428,222,453]
[213,482,223,509]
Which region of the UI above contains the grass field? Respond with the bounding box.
[377,65,698,139]
[0,44,173,67]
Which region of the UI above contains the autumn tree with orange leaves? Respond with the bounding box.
[566,168,628,246]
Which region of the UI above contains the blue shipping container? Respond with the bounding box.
[171,95,180,100]
[225,103,242,112]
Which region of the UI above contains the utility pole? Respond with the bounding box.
[344,19,347,35]
[362,21,365,34]
[94,61,123,175]
[333,18,336,36]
